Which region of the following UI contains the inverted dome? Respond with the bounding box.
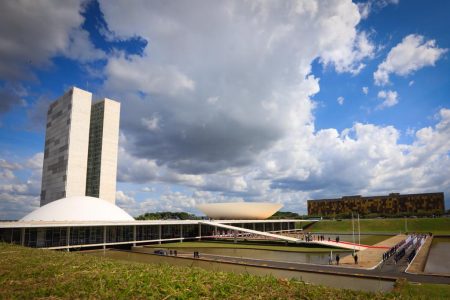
[196,202,283,220]
[21,196,134,222]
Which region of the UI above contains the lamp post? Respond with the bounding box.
[352,212,355,255]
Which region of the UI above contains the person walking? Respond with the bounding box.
[336,254,340,265]
[354,254,358,264]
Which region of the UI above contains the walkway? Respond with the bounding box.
[339,234,406,269]
[199,221,299,242]
[200,221,371,251]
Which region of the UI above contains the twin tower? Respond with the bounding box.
[40,87,120,206]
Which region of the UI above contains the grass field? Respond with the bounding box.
[1,243,450,299]
[144,241,344,252]
[306,218,450,235]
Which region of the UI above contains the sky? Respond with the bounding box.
[0,0,449,219]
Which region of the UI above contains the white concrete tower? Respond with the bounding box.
[85,98,120,203]
[40,87,92,206]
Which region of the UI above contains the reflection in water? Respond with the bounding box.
[85,250,393,292]
[142,247,350,265]
[424,237,450,274]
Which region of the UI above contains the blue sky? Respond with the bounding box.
[0,0,449,219]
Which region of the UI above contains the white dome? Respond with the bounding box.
[21,196,134,221]
[196,202,283,220]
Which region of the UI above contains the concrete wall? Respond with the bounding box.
[41,87,92,206]
[98,98,120,203]
[40,87,119,206]
[66,88,92,199]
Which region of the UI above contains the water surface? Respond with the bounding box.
[424,237,450,274]
[143,246,350,265]
[86,250,393,292]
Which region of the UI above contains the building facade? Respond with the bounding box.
[86,99,120,203]
[0,219,300,250]
[307,192,445,217]
[40,87,120,206]
[41,88,92,206]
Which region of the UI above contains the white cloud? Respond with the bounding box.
[104,52,195,97]
[0,1,104,80]
[357,2,371,19]
[3,1,450,218]
[357,0,399,19]
[113,107,450,216]
[374,34,447,85]
[206,96,219,105]
[405,127,415,136]
[141,116,160,131]
[377,90,398,109]
[92,2,450,214]
[337,96,345,105]
[409,80,414,87]
[116,190,136,205]
[362,86,369,95]
[319,28,375,75]
[0,153,43,219]
[99,0,372,176]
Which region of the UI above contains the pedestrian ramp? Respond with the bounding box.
[199,221,300,243]
[311,240,368,251]
[199,221,368,250]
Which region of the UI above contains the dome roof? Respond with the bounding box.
[21,196,134,222]
[196,202,283,220]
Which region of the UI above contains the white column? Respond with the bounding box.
[103,226,106,250]
[158,225,162,244]
[21,228,25,246]
[67,227,71,251]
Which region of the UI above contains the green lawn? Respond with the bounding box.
[1,243,449,299]
[393,279,450,299]
[307,218,450,235]
[145,241,343,252]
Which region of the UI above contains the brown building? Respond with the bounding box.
[307,192,445,217]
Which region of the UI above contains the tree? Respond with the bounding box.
[135,211,200,220]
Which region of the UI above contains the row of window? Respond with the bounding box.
[0,223,295,248]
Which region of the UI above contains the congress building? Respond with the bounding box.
[40,87,120,206]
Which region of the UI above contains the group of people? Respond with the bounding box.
[317,235,327,241]
[382,233,429,263]
[327,252,358,265]
[294,233,336,243]
[328,253,341,265]
[382,239,405,261]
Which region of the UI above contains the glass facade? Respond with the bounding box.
[107,226,133,243]
[85,101,105,198]
[0,221,298,249]
[70,227,103,246]
[183,224,199,238]
[200,224,217,237]
[0,228,21,245]
[136,225,159,241]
